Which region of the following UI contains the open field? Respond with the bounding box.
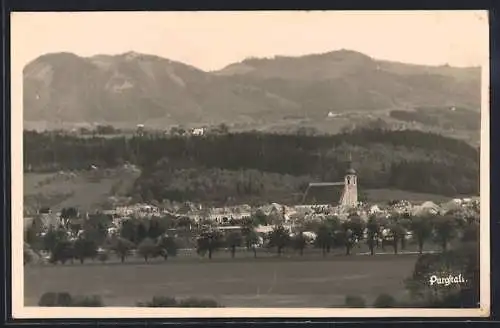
[23,169,140,214]
[25,253,418,307]
[364,189,452,204]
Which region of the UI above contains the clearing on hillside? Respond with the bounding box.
[23,166,141,214]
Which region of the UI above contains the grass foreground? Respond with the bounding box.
[25,252,419,308]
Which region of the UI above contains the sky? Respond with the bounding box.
[11,10,489,72]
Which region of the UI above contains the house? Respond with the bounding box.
[191,127,205,136]
[412,201,440,216]
[38,213,62,230]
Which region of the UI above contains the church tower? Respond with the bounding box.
[340,154,358,208]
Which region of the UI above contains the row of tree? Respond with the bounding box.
[25,208,479,265]
[201,208,479,260]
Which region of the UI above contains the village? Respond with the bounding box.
[24,176,480,265]
[27,195,480,237]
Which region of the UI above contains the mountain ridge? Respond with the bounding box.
[26,49,482,74]
[23,49,481,127]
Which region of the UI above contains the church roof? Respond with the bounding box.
[302,183,344,205]
[346,168,356,174]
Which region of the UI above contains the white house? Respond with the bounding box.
[191,128,205,136]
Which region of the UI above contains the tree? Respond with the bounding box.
[120,219,138,243]
[51,240,74,264]
[373,293,397,308]
[73,237,98,264]
[388,223,406,254]
[68,222,82,238]
[461,222,479,243]
[111,237,135,263]
[253,210,268,226]
[366,215,381,256]
[136,223,149,244]
[138,296,178,307]
[225,232,243,258]
[267,225,290,256]
[85,213,112,243]
[404,243,478,306]
[138,237,157,262]
[197,230,222,259]
[403,222,479,308]
[398,216,411,250]
[39,292,104,307]
[42,227,67,254]
[291,231,308,256]
[344,295,366,308]
[244,229,259,258]
[314,223,333,256]
[433,215,458,251]
[71,295,104,307]
[156,235,178,260]
[409,215,434,254]
[38,292,73,307]
[178,297,222,307]
[342,216,365,255]
[25,218,43,249]
[148,218,166,239]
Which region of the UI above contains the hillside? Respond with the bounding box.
[23,129,479,206]
[23,166,141,214]
[24,50,481,131]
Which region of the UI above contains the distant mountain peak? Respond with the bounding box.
[120,51,149,60]
[23,49,481,126]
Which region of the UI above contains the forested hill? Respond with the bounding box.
[24,128,479,205]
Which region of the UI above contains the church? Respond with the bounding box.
[301,158,358,208]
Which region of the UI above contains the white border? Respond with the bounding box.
[10,10,491,319]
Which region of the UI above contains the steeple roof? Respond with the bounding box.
[346,152,356,175]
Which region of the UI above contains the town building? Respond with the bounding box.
[302,156,358,209]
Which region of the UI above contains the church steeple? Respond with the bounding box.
[340,152,358,208]
[346,152,356,175]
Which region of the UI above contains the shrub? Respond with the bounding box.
[138,296,178,307]
[38,292,73,306]
[344,295,366,307]
[71,295,104,307]
[38,292,104,307]
[137,296,222,308]
[373,293,397,308]
[178,297,221,308]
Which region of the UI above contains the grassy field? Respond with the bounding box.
[23,168,140,214]
[364,189,452,204]
[24,253,419,308]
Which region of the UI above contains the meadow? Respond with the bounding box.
[24,253,418,308]
[23,169,140,214]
